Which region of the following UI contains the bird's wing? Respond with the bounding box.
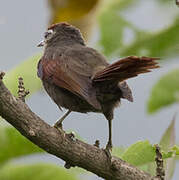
[38,51,102,110]
[92,56,159,82]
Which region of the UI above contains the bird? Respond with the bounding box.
[37,22,159,154]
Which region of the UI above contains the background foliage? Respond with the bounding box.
[1,0,179,179]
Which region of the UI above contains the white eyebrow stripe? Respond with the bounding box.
[47,29,53,34]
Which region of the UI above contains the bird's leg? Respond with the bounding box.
[104,118,113,161]
[106,119,113,151]
[54,110,71,129]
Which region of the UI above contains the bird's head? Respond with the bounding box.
[37,22,85,47]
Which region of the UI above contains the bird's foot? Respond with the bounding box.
[53,110,71,130]
[104,142,113,163]
[53,121,63,131]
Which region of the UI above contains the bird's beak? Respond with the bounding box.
[37,40,45,47]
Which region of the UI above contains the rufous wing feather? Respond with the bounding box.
[38,58,101,110]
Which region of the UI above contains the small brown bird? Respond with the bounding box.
[37,22,159,153]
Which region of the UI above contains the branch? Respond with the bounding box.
[0,72,158,180]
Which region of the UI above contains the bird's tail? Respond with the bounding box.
[92,56,159,83]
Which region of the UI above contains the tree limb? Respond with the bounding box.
[0,72,158,180]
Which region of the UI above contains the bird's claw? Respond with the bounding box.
[53,122,63,131]
[104,142,112,163]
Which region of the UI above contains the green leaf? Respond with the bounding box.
[160,118,175,151]
[147,69,179,114]
[3,54,42,97]
[120,18,179,58]
[0,163,78,180]
[120,140,178,168]
[99,9,127,56]
[98,0,139,56]
[0,124,43,164]
[139,163,156,176]
[99,0,179,59]
[172,145,179,155]
[162,151,175,159]
[112,146,126,157]
[121,141,156,166]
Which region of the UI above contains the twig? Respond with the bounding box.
[154,144,165,180]
[0,74,159,180]
[0,71,5,80]
[94,140,100,148]
[18,77,29,102]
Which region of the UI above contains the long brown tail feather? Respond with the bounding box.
[92,56,159,82]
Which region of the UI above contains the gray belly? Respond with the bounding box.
[43,81,100,113]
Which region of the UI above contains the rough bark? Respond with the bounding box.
[0,73,158,180]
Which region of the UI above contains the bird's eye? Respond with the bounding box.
[44,29,53,39]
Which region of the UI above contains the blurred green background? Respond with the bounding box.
[0,0,179,179]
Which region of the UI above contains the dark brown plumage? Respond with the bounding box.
[37,22,159,152]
